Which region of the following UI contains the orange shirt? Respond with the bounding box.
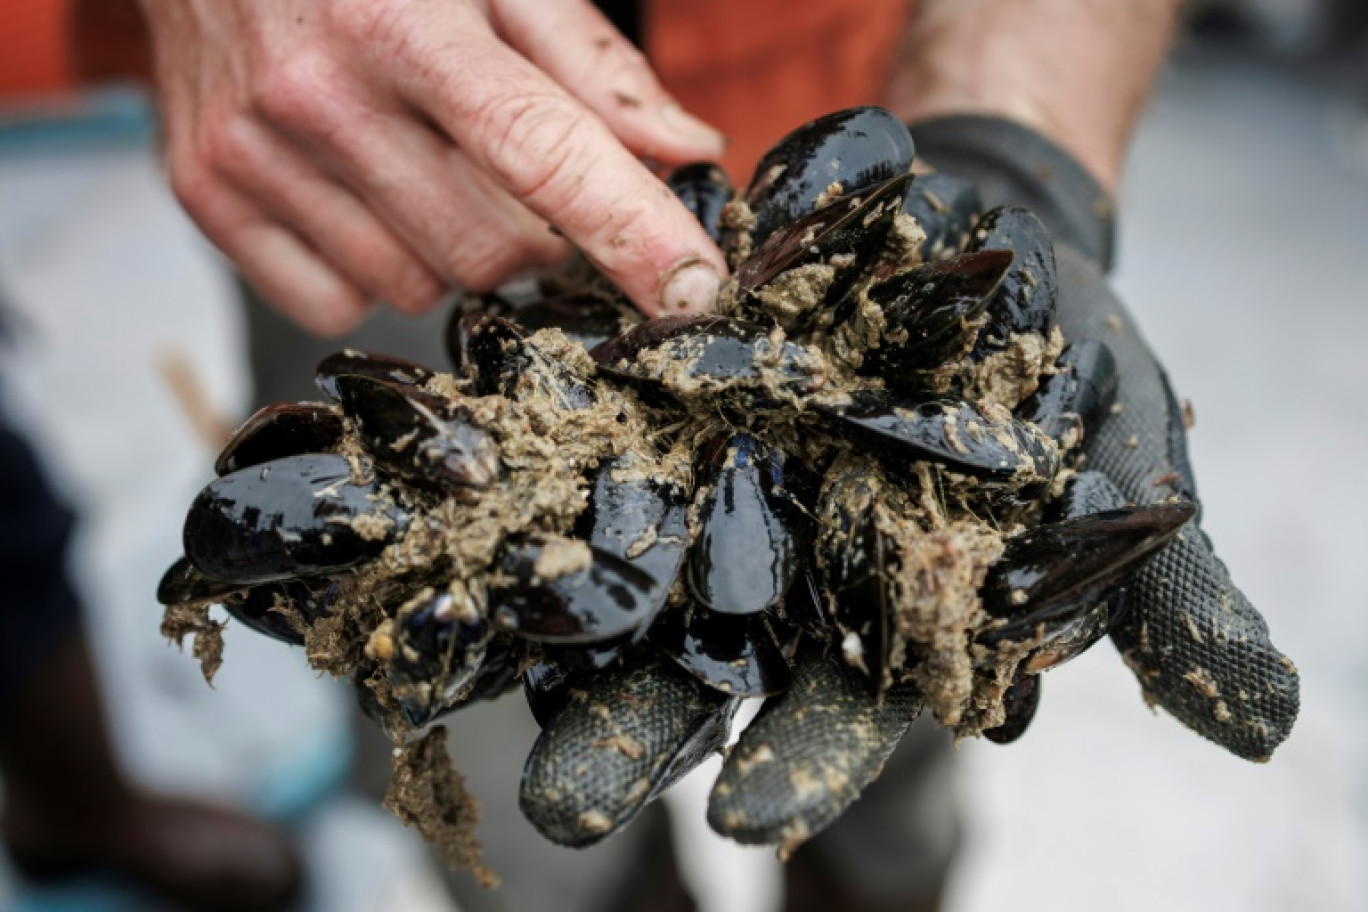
[0,0,75,96]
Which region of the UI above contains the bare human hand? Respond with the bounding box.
[135,0,729,335]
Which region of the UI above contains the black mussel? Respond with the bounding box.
[858,249,1013,382]
[651,603,792,697]
[523,658,577,728]
[459,636,525,704]
[316,350,434,401]
[489,534,659,644]
[977,503,1197,643]
[333,374,500,492]
[816,391,1059,486]
[453,312,596,409]
[668,162,734,245]
[593,315,825,409]
[745,107,914,246]
[1045,470,1127,523]
[983,671,1041,744]
[575,450,689,626]
[735,173,915,328]
[1021,601,1115,672]
[183,454,408,585]
[157,556,248,605]
[967,206,1058,352]
[541,638,630,672]
[817,467,894,691]
[1017,341,1118,444]
[384,586,491,726]
[901,173,982,261]
[215,403,344,477]
[221,579,326,647]
[510,294,629,352]
[687,434,811,616]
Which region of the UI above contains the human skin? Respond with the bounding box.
[133,0,730,335]
[884,0,1187,195]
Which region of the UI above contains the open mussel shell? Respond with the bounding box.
[333,374,500,492]
[183,453,408,586]
[983,671,1041,745]
[316,349,433,401]
[667,162,734,245]
[735,172,915,325]
[745,106,915,246]
[651,602,793,697]
[977,502,1198,643]
[520,654,739,847]
[509,294,628,352]
[215,402,344,477]
[489,534,659,645]
[901,173,982,261]
[816,391,1059,485]
[967,206,1058,352]
[593,315,825,409]
[687,434,812,616]
[1017,341,1118,444]
[858,248,1013,383]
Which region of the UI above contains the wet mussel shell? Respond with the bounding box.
[651,603,793,697]
[183,453,408,586]
[815,391,1059,485]
[966,206,1059,352]
[386,587,491,726]
[333,374,500,492]
[857,248,1013,383]
[215,402,344,477]
[316,350,434,401]
[509,294,629,353]
[593,315,825,410]
[977,502,1198,644]
[489,535,659,645]
[983,671,1041,745]
[668,162,734,245]
[157,555,249,605]
[453,312,596,409]
[686,434,812,616]
[1017,341,1118,444]
[745,106,915,246]
[901,172,982,261]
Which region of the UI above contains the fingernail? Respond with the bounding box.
[661,103,725,150]
[658,259,721,314]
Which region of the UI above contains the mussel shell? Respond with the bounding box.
[333,374,500,492]
[745,106,915,246]
[901,173,982,261]
[978,503,1198,642]
[858,249,1013,382]
[651,603,792,697]
[221,576,341,646]
[540,638,630,672]
[1045,470,1127,523]
[1016,341,1118,444]
[593,315,825,409]
[523,658,581,729]
[816,391,1059,485]
[316,350,433,401]
[157,556,248,605]
[215,403,344,477]
[983,672,1041,745]
[782,569,831,634]
[454,312,597,409]
[667,162,734,245]
[183,453,407,585]
[817,467,894,690]
[735,172,915,323]
[489,535,659,644]
[575,451,690,625]
[510,294,628,352]
[686,434,811,616]
[967,206,1058,351]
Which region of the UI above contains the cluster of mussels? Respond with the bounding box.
[159,107,1194,864]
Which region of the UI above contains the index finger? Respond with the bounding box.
[387,11,727,316]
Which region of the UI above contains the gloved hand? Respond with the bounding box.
[514,116,1299,856]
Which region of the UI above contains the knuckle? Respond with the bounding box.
[197,119,256,181]
[253,54,341,133]
[474,91,589,203]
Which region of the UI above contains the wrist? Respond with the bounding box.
[883,0,1184,195]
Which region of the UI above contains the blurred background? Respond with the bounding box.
[0,0,1364,909]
